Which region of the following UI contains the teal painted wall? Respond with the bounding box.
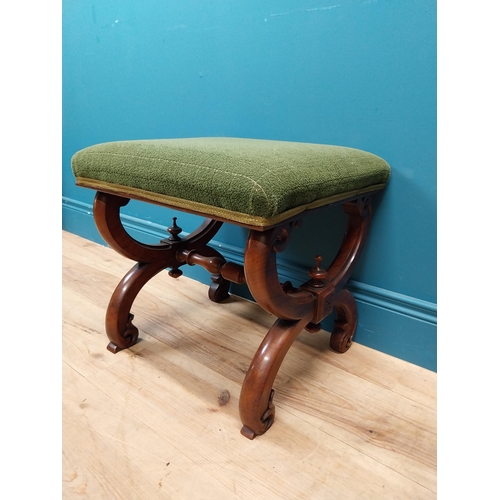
[62,0,437,370]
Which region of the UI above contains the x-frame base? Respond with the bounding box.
[92,191,373,439]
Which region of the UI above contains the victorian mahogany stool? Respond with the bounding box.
[71,137,390,439]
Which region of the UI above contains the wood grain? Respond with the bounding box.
[62,230,436,499]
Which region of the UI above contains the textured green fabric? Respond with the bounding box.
[72,137,390,223]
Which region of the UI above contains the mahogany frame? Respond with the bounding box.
[92,190,374,439]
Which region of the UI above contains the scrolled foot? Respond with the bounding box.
[106,313,139,353]
[208,275,231,303]
[330,327,354,353]
[329,289,358,353]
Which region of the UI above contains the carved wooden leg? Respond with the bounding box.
[239,197,374,437]
[324,198,371,353]
[240,223,316,438]
[239,315,313,439]
[93,191,229,352]
[105,260,171,353]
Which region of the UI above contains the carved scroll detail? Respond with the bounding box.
[239,315,313,439]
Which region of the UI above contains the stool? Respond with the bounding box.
[71,137,390,439]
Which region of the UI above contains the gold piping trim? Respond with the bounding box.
[75,177,386,229]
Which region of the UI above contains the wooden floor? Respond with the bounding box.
[62,230,436,499]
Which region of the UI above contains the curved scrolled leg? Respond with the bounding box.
[330,289,358,353]
[105,260,170,352]
[238,196,375,436]
[305,197,370,351]
[93,191,230,352]
[239,314,312,439]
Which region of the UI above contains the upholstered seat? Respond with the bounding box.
[72,137,390,228]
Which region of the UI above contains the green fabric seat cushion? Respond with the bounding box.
[72,137,390,228]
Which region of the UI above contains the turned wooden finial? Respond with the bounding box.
[167,217,182,241]
[308,255,327,288]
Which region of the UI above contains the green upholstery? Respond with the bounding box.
[72,137,390,228]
